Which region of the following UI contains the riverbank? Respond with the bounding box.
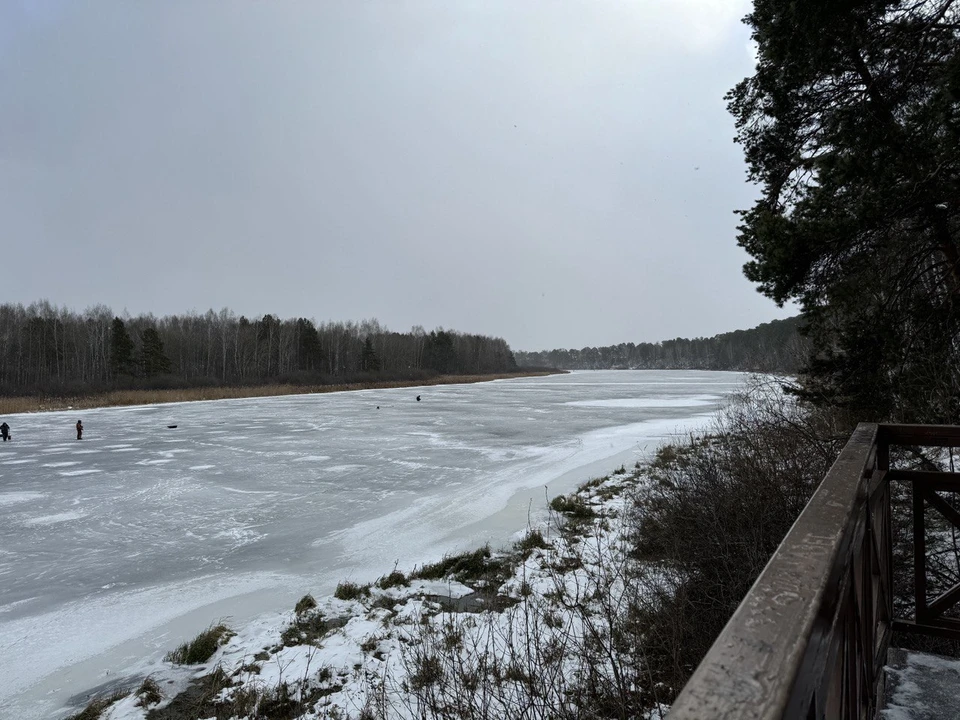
[0,370,563,415]
[68,462,667,720]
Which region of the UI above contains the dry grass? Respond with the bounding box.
[0,371,560,415]
[165,623,234,665]
[66,691,128,720]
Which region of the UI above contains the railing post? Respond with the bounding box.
[875,435,892,713]
[878,438,892,634]
[913,483,928,622]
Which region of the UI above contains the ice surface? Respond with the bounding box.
[0,370,745,719]
[564,394,719,408]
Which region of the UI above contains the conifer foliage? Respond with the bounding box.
[728,0,960,421]
[109,317,135,378]
[516,317,805,372]
[360,336,380,372]
[139,328,172,377]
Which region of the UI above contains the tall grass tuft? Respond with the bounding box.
[165,623,233,665]
[411,546,497,583]
[334,581,371,601]
[66,691,128,720]
[135,677,162,708]
[294,594,317,614]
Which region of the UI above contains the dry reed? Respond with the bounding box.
[0,372,559,415]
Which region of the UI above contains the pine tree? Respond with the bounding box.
[296,318,323,372]
[110,317,135,377]
[727,0,960,422]
[139,327,172,377]
[360,336,380,372]
[424,330,458,374]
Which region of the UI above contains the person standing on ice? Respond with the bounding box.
[76,420,83,440]
[0,422,9,441]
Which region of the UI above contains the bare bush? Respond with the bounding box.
[625,377,847,698]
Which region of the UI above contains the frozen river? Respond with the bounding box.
[0,370,745,718]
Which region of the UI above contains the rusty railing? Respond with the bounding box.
[667,423,960,719]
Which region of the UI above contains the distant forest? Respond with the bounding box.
[516,316,805,373]
[0,301,518,396]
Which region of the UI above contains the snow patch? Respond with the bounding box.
[23,510,87,526]
[292,455,332,463]
[0,492,45,506]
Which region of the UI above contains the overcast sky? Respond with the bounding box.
[0,0,793,351]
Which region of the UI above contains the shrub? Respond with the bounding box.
[650,444,679,469]
[376,570,410,589]
[334,581,371,601]
[549,494,596,519]
[165,623,233,665]
[515,529,550,557]
[411,546,495,582]
[281,611,330,647]
[66,691,128,720]
[582,476,606,489]
[408,654,444,691]
[135,677,162,707]
[625,383,844,701]
[255,682,300,718]
[371,595,400,612]
[295,594,317,614]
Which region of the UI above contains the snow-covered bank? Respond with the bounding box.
[83,464,668,720]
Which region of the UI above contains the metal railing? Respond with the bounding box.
[667,423,960,719]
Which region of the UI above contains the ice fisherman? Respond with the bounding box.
[0,422,9,441]
[416,395,421,402]
[76,420,83,440]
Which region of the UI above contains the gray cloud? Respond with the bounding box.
[0,0,793,350]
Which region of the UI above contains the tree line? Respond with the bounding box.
[515,316,806,373]
[0,301,518,396]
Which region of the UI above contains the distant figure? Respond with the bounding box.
[0,422,9,442]
[76,420,83,440]
[376,406,380,410]
[416,395,421,402]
